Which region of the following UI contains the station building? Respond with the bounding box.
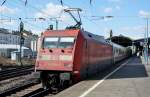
[0,28,38,58]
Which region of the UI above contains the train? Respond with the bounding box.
[35,29,132,89]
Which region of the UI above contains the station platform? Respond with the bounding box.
[52,56,150,97]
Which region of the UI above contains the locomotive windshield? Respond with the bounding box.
[43,37,59,48]
[43,37,75,49]
[59,37,75,48]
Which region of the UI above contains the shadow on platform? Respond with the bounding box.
[108,64,148,79]
[108,57,148,79]
[87,57,149,81]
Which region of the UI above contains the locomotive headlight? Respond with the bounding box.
[59,55,73,61]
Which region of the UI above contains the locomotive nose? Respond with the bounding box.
[35,36,76,71]
[35,48,74,71]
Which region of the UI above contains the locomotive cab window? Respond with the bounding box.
[59,37,75,48]
[43,37,75,49]
[43,37,59,48]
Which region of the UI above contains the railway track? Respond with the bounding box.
[6,84,43,97]
[0,73,40,97]
[0,76,65,97]
[0,66,34,81]
[0,66,64,97]
[2,83,54,97]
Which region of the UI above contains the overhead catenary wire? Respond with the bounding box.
[0,16,71,26]
[90,0,93,5]
[0,16,72,33]
[1,0,7,6]
[0,0,112,29]
[0,0,70,29]
[83,16,103,32]
[1,0,95,6]
[18,0,72,26]
[0,0,146,32]
[1,0,66,21]
[0,14,144,25]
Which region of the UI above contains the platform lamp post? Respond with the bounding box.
[19,18,24,66]
[143,18,149,65]
[105,16,114,40]
[146,18,149,65]
[143,17,149,65]
[110,29,113,41]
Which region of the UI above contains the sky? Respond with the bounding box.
[0,0,150,40]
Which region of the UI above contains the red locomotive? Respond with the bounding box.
[35,29,131,89]
[35,8,131,89]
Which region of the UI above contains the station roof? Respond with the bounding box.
[134,38,150,46]
[134,38,150,42]
[108,35,133,47]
